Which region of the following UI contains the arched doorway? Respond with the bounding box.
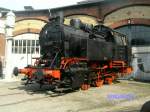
[115,25,150,45]
[12,33,40,69]
[116,25,150,81]
[12,19,46,69]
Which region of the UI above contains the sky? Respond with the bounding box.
[0,0,83,11]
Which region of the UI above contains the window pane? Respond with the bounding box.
[23,40,26,46]
[19,40,22,46]
[12,40,14,46]
[19,46,22,54]
[23,47,26,54]
[15,47,17,53]
[27,40,30,46]
[27,46,30,53]
[31,47,35,54]
[32,40,35,46]
[36,40,39,46]
[15,40,18,46]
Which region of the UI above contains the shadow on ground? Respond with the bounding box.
[8,80,122,97]
[9,82,77,97]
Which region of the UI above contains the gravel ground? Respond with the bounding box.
[0,80,149,112]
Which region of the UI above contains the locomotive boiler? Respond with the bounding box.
[14,16,132,91]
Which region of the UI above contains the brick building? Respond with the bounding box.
[0,0,150,80]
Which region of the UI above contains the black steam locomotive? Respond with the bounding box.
[14,17,132,91]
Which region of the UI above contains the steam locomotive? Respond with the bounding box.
[14,17,132,91]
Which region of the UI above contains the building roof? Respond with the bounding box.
[0,7,10,12]
[0,7,10,18]
[51,0,104,12]
[51,0,120,12]
[78,0,105,4]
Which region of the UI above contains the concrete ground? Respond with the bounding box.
[0,80,149,112]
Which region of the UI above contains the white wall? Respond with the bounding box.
[132,47,150,81]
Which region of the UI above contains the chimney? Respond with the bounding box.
[24,6,34,11]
